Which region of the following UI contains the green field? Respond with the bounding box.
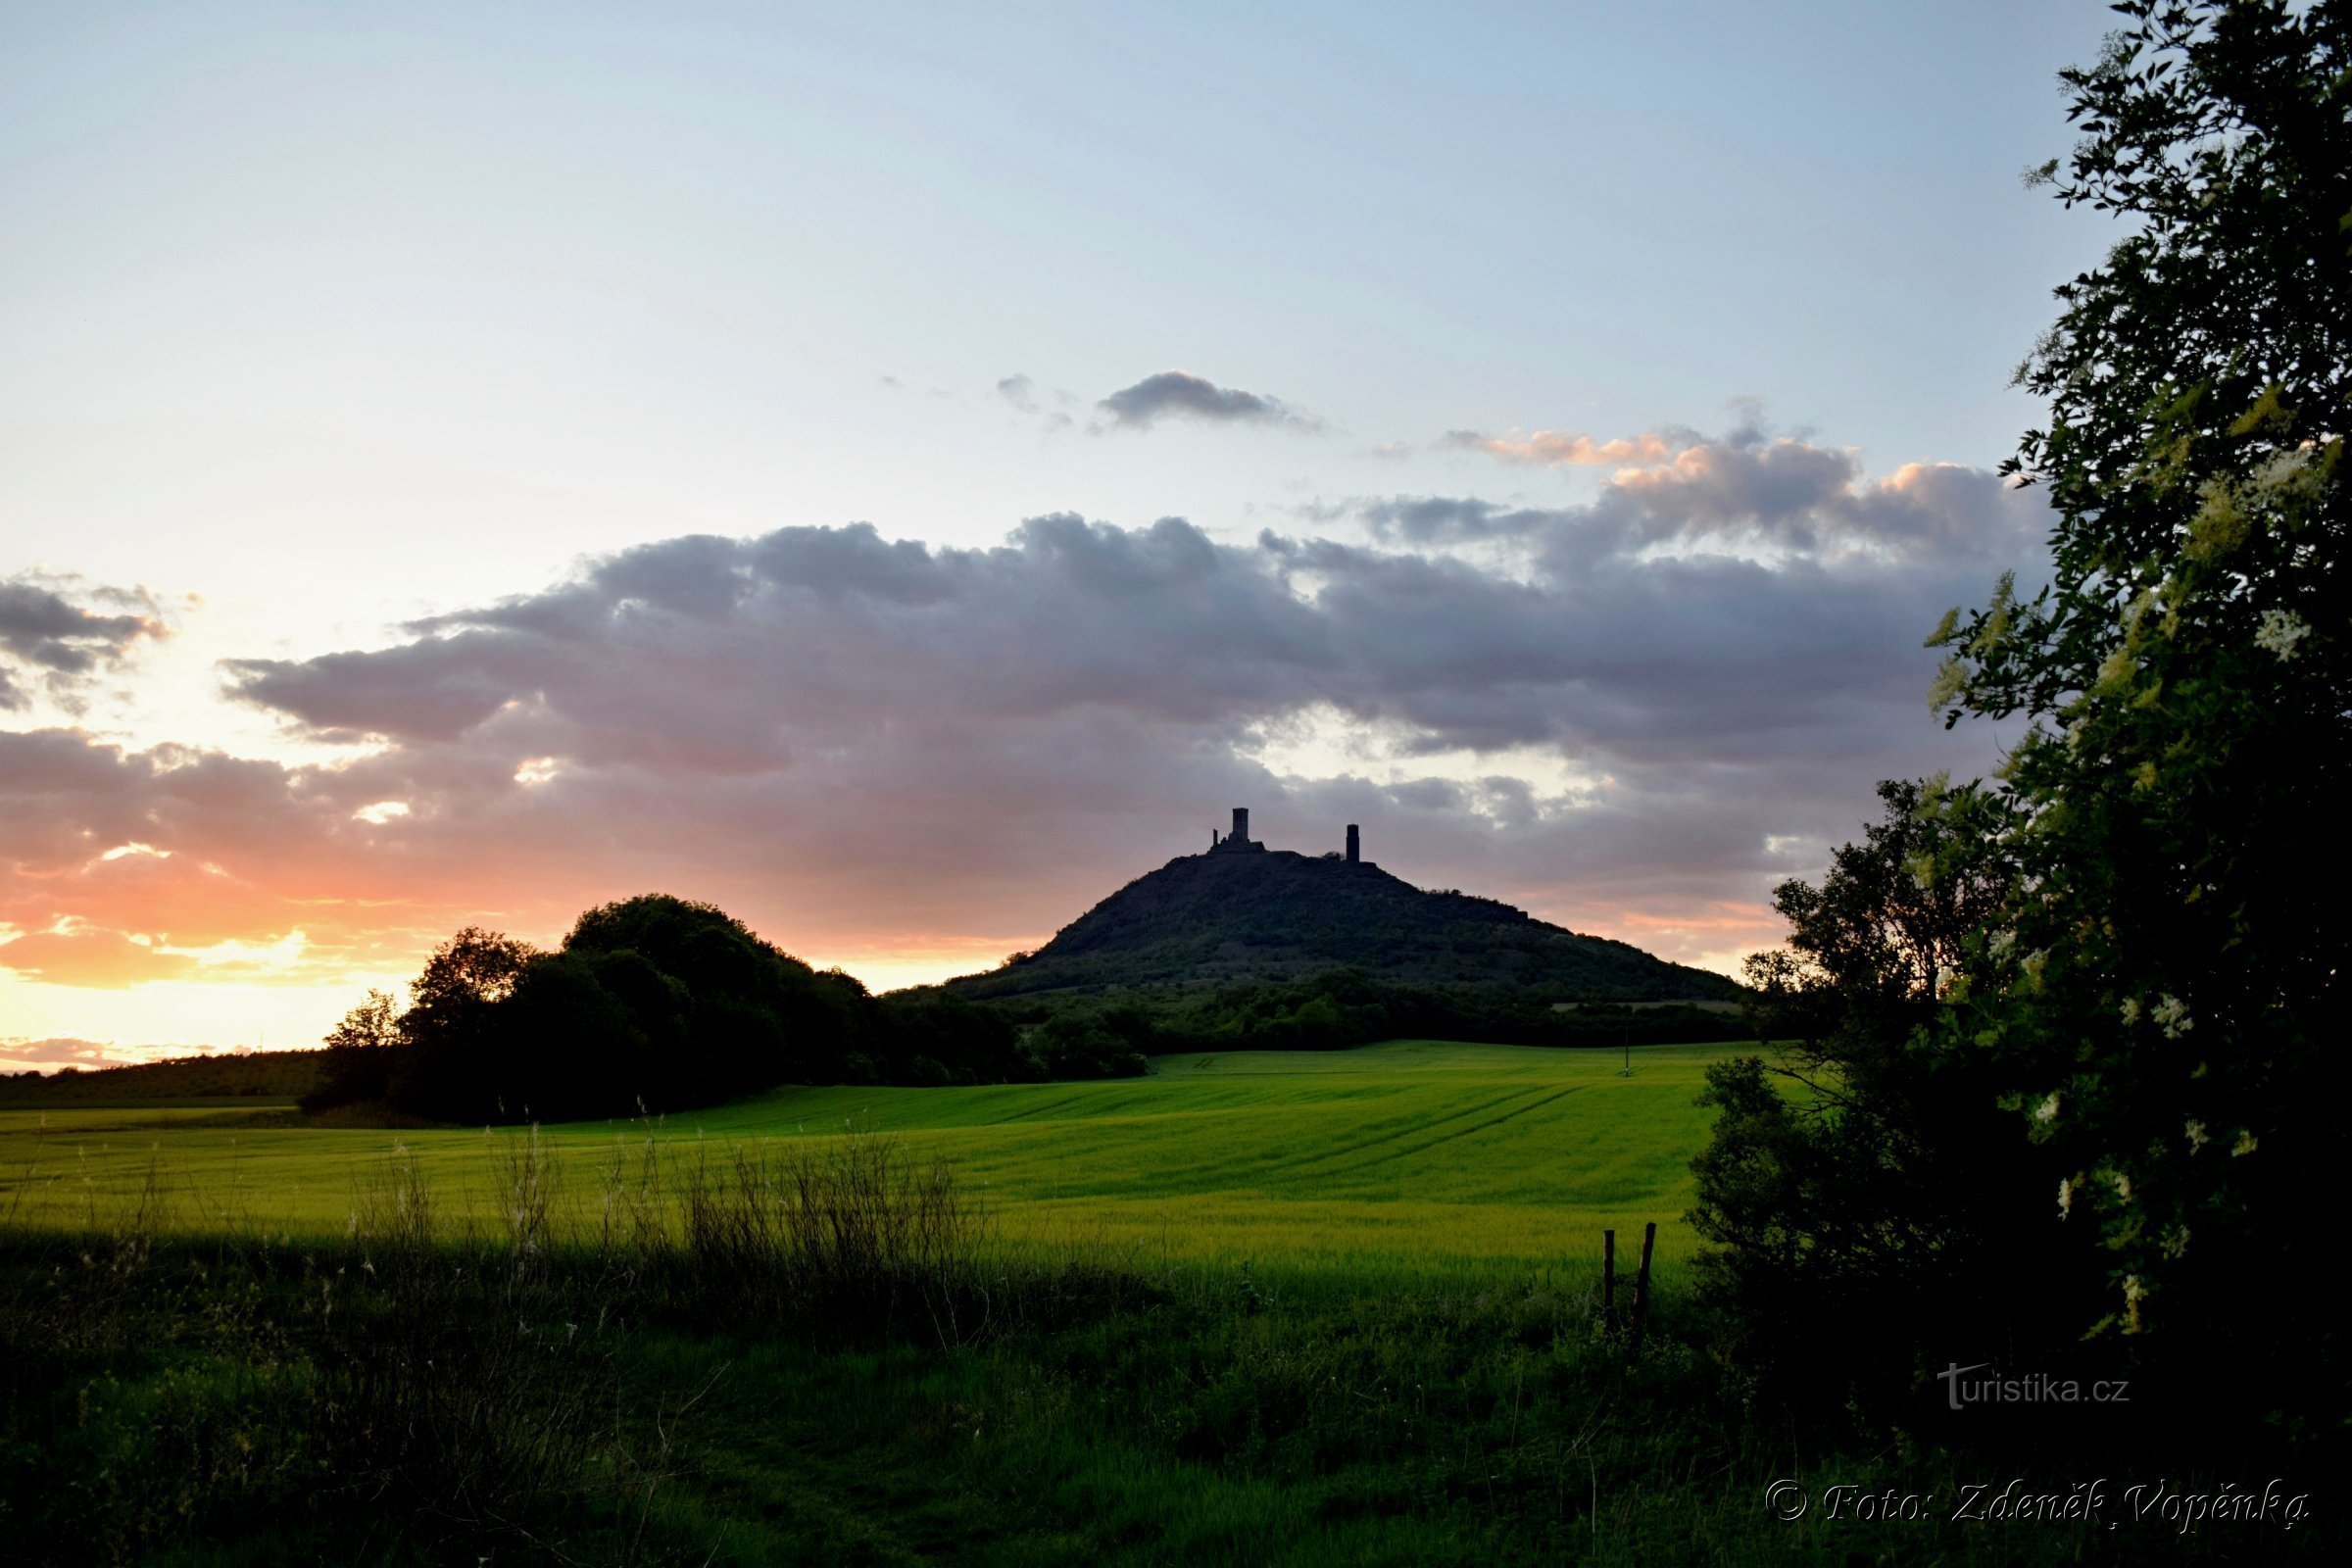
[9,1038,2321,1565]
[0,1040,1739,1268]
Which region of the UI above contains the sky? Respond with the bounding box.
[0,1,2123,1069]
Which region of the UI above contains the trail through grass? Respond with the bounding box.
[0,1040,1741,1266]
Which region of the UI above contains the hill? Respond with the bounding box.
[0,1049,327,1104]
[944,831,1740,1004]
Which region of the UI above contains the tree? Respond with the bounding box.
[324,988,402,1053]
[1689,782,2078,1407]
[385,926,540,1116]
[400,926,538,1048]
[302,988,404,1110]
[1920,0,2347,1418]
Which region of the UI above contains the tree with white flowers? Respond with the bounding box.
[1926,0,2346,1398]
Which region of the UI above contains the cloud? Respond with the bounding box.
[133,436,2039,982]
[0,574,170,709]
[1097,370,1319,432]
[0,1035,118,1071]
[1399,423,2034,567]
[1442,428,1684,466]
[996,372,1077,429]
[0,421,2046,1002]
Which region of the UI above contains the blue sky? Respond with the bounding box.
[0,2,2121,1059]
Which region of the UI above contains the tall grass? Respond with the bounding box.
[4,1102,2331,1564]
[0,1127,1022,1564]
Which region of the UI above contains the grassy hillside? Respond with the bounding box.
[0,1049,325,1104]
[0,1040,1736,1267]
[944,850,1741,1002]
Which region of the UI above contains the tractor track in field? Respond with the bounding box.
[1250,1082,1580,1180]
[1272,1083,1590,1183]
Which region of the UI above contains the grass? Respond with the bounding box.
[4,1039,2332,1563]
[0,1041,1735,1270]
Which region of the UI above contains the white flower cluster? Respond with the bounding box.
[2251,445,2313,492]
[2112,1171,2132,1202]
[2119,997,2141,1027]
[1926,656,1968,711]
[2232,1131,2260,1157]
[2153,994,2192,1039]
[2184,1119,2209,1153]
[1987,929,2017,960]
[2057,1177,2075,1218]
[2020,950,2049,990]
[2254,607,2310,661]
[2034,1091,2062,1124]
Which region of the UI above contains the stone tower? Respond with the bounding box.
[1346,823,1359,863]
[1208,806,1267,855]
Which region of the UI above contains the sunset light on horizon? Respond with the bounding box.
[2,2,2118,1071]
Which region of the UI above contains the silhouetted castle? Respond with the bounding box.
[1207,807,1372,867]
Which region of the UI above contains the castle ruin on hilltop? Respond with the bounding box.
[1207,807,1372,867]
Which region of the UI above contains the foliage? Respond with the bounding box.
[1689,784,2101,1410]
[946,848,1739,1003]
[982,968,1741,1064]
[0,1049,326,1104]
[304,895,1080,1125]
[306,987,403,1107]
[1692,1,2349,1433]
[1918,0,2349,1416]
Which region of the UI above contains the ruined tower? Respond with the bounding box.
[1346,824,1359,863]
[1208,806,1266,855]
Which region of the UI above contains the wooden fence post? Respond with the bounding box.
[1630,1221,1657,1351]
[1602,1228,1616,1330]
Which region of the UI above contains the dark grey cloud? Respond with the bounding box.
[0,575,168,708]
[1357,497,1566,546]
[1389,429,2034,569]
[1097,370,1318,432]
[193,429,2045,969]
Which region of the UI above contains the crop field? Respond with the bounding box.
[0,1040,1744,1269]
[10,1039,2318,1565]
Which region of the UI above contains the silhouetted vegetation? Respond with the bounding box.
[0,1049,327,1104]
[1689,783,2113,1422]
[986,968,1741,1061]
[1690,0,2351,1449]
[945,849,1740,1003]
[304,873,1743,1126]
[305,895,1069,1124]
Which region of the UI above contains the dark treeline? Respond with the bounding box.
[304,895,1138,1123]
[307,897,1737,1124]
[0,1050,326,1102]
[990,968,1740,1062]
